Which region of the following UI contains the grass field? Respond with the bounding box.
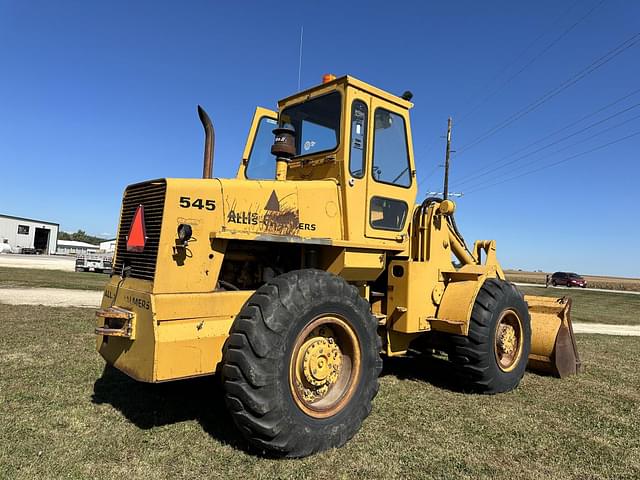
[1,303,638,479]
[518,285,640,325]
[505,270,640,292]
[0,266,108,291]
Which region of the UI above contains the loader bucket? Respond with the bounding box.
[526,295,582,378]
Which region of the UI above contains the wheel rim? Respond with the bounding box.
[494,309,524,372]
[289,315,361,418]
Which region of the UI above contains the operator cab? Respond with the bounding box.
[237,75,418,244]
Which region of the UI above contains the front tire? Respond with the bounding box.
[449,279,531,394]
[221,269,382,457]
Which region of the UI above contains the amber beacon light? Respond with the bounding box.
[322,73,336,83]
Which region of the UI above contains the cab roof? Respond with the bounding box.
[277,75,414,110]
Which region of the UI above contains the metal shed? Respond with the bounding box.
[0,214,59,254]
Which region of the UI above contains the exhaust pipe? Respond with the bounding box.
[197,105,215,179]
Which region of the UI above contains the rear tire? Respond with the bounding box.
[221,269,382,457]
[449,279,531,394]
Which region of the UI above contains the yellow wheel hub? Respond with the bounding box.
[494,309,524,372]
[498,324,517,355]
[301,336,342,387]
[289,317,361,418]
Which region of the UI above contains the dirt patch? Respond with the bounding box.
[0,287,101,308]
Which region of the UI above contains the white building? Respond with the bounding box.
[57,240,100,255]
[0,214,59,254]
[99,239,116,253]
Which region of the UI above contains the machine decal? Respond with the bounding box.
[228,211,259,225]
[179,196,216,211]
[225,190,316,235]
[124,295,150,310]
[176,217,201,226]
[262,191,299,234]
[265,191,280,211]
[103,288,150,310]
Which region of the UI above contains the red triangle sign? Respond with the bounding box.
[126,205,146,252]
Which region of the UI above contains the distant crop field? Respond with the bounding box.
[505,270,640,292]
[518,285,640,325]
[1,303,638,479]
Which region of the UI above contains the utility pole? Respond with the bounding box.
[443,117,452,200]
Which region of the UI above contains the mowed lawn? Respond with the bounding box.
[0,266,108,291]
[518,285,640,325]
[0,303,638,479]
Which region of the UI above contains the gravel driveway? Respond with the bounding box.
[0,254,75,271]
[0,287,102,308]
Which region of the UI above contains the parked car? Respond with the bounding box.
[551,272,587,288]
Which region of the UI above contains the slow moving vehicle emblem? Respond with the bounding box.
[126,204,147,252]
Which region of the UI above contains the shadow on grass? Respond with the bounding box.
[381,352,466,393]
[92,353,464,456]
[92,365,246,451]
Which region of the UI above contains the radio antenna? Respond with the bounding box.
[297,26,304,91]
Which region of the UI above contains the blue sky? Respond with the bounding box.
[1,1,638,277]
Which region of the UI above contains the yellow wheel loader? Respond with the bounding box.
[95,74,581,457]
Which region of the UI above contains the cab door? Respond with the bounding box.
[236,106,278,180]
[364,97,417,241]
[342,89,372,241]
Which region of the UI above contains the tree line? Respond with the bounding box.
[57,230,107,246]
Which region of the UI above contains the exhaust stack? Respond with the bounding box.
[198,105,215,179]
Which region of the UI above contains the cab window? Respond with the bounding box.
[349,100,367,178]
[369,196,408,231]
[372,108,411,187]
[246,116,278,179]
[279,92,341,157]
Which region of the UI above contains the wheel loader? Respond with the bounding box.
[95,74,581,457]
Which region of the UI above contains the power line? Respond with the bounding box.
[457,0,601,124]
[453,87,640,185]
[414,137,442,177]
[455,101,640,188]
[455,31,640,156]
[464,130,640,195]
[418,1,586,176]
[418,163,443,187]
[461,112,640,191]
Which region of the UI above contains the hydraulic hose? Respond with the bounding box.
[420,196,477,264]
